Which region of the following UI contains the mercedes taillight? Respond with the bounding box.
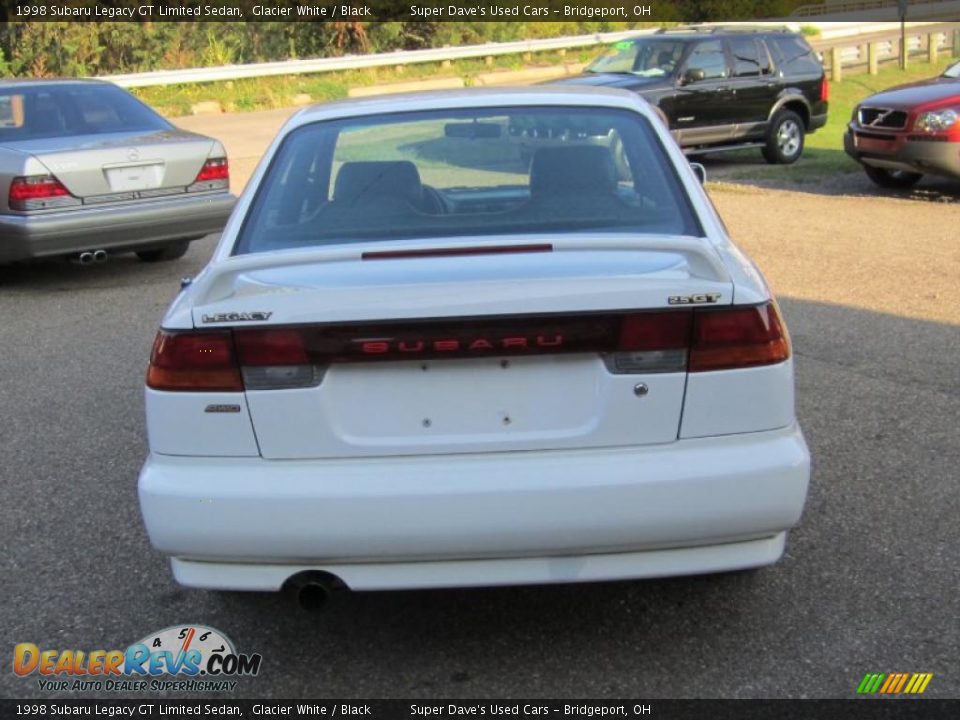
[188,157,229,192]
[8,175,80,211]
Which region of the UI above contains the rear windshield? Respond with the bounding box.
[0,84,170,141]
[234,106,702,255]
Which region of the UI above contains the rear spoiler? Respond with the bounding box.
[193,236,730,305]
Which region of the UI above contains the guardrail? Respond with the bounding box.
[811,21,960,80]
[99,30,647,89]
[97,22,960,90]
[793,0,942,17]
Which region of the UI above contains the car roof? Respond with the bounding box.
[289,86,652,129]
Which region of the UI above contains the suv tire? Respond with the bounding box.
[136,240,190,263]
[762,110,805,165]
[863,165,923,189]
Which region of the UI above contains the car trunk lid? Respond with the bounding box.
[186,239,732,459]
[5,129,217,202]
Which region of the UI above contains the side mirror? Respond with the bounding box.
[682,68,706,85]
[690,162,706,185]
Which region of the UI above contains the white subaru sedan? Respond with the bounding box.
[138,88,810,603]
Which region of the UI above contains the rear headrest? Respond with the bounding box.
[529,146,617,198]
[333,161,422,206]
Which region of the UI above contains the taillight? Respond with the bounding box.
[605,311,692,374]
[689,303,790,372]
[188,157,229,192]
[619,312,692,351]
[362,244,553,260]
[146,331,243,392]
[146,304,790,392]
[820,76,829,102]
[8,175,79,211]
[234,329,324,390]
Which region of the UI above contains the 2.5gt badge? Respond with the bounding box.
[668,293,722,305]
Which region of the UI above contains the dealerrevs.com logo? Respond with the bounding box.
[13,625,262,693]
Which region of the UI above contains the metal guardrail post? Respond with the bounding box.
[868,42,879,75]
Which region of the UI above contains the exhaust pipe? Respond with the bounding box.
[92,250,108,264]
[70,252,95,266]
[284,571,347,612]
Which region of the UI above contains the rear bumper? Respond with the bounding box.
[172,534,789,591]
[844,126,960,179]
[809,113,828,132]
[0,191,235,262]
[139,423,811,591]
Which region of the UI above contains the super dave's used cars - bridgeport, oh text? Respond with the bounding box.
[137,87,811,599]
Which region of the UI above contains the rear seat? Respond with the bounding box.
[333,161,443,214]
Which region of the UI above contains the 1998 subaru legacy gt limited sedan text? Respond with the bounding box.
[138,87,810,604]
[0,80,235,264]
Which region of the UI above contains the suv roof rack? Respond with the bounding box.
[655,24,798,34]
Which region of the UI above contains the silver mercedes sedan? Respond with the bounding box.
[0,79,235,264]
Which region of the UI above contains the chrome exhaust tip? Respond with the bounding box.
[71,252,95,266]
[92,250,108,264]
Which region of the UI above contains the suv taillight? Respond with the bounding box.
[146,303,791,391]
[820,76,829,102]
[188,157,229,192]
[8,175,79,211]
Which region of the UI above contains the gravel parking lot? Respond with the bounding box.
[1,108,957,700]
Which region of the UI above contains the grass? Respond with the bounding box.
[722,55,960,183]
[132,48,600,117]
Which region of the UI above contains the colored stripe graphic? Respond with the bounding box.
[893,673,910,693]
[857,673,885,694]
[858,673,933,694]
[912,673,933,694]
[879,674,897,693]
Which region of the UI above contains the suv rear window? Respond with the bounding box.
[0,84,169,141]
[234,106,703,255]
[769,36,822,76]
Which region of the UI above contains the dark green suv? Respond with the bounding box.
[554,26,829,164]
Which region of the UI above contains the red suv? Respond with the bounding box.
[845,60,960,188]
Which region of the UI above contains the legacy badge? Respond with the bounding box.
[202,311,273,323]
